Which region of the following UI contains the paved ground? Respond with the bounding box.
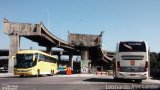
[0,73,160,90]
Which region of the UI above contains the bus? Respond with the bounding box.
[113,41,149,83]
[14,50,57,77]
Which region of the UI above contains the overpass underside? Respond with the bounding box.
[89,46,113,73]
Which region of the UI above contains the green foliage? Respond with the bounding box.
[150,52,160,69]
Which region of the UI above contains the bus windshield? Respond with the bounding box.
[15,54,37,68]
[119,42,146,52]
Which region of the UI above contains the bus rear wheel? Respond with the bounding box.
[47,70,54,76]
[50,70,54,76]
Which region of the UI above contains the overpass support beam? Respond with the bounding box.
[81,49,89,60]
[80,48,90,74]
[8,35,20,73]
[57,54,61,68]
[46,46,52,54]
[69,53,73,69]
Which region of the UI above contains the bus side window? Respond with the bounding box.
[39,54,42,61]
[50,57,54,63]
[49,57,52,62]
[46,56,50,62]
[53,58,57,63]
[39,54,45,61]
[48,56,51,62]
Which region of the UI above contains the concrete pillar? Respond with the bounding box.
[8,35,20,73]
[46,46,52,54]
[81,49,89,60]
[80,48,90,73]
[57,54,61,68]
[69,53,73,69]
[58,54,61,61]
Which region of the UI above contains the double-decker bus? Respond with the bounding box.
[14,50,57,77]
[113,41,149,83]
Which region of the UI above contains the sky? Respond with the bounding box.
[0,0,160,52]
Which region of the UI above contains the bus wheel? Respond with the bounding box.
[37,69,41,77]
[20,75,24,77]
[47,70,53,76]
[114,78,120,82]
[135,79,142,83]
[50,70,54,76]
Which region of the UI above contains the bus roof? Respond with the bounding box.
[119,41,146,43]
[16,50,55,58]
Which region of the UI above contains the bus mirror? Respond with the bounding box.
[33,54,37,61]
[33,56,35,61]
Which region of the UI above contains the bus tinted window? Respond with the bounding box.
[39,54,57,63]
[119,42,146,52]
[15,54,35,68]
[39,54,45,61]
[121,55,144,60]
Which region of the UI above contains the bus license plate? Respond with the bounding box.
[130,74,136,76]
[130,60,135,66]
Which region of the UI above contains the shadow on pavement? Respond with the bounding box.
[0,74,51,78]
[83,78,135,83]
[0,71,8,73]
[56,71,66,75]
[150,77,160,80]
[0,76,38,78]
[56,71,80,75]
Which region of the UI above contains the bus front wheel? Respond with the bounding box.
[47,70,54,76]
[37,69,41,77]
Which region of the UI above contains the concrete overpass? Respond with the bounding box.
[68,33,113,73]
[3,18,78,72]
[3,18,113,73]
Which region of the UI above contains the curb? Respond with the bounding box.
[0,73,112,78]
[52,74,111,78]
[0,73,14,77]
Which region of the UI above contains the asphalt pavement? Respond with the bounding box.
[0,73,160,90]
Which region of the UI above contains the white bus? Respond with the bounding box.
[113,41,149,83]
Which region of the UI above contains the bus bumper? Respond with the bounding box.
[14,68,36,76]
[116,72,148,80]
